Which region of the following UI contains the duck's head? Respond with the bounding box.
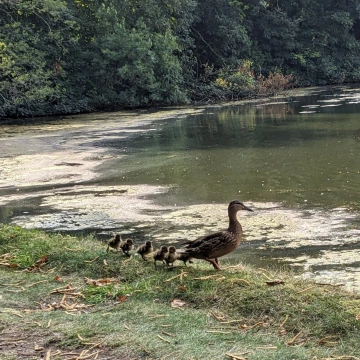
[168,246,176,253]
[228,200,253,213]
[161,246,168,253]
[114,234,121,241]
[145,241,152,248]
[126,239,134,245]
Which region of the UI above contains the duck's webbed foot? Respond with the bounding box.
[205,258,221,270]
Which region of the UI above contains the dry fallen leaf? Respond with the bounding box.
[54,275,63,283]
[84,277,119,286]
[35,255,49,265]
[116,295,129,302]
[177,285,187,291]
[170,298,187,308]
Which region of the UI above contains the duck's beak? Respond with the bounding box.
[244,205,253,212]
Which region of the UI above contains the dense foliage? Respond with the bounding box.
[1,0,360,118]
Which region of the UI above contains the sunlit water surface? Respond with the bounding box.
[1,86,360,290]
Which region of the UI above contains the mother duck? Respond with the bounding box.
[179,200,253,270]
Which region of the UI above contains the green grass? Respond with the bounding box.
[1,224,360,360]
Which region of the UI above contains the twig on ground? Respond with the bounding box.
[287,331,304,346]
[296,285,316,294]
[220,320,242,324]
[315,282,345,287]
[279,314,289,328]
[193,274,221,280]
[317,335,339,346]
[166,272,188,282]
[27,280,48,287]
[210,311,226,321]
[162,331,176,337]
[229,278,251,286]
[148,314,168,319]
[225,352,249,360]
[157,334,171,343]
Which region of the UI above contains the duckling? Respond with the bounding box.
[136,240,153,261]
[176,252,193,266]
[165,246,177,267]
[178,200,253,270]
[106,234,122,252]
[153,246,168,267]
[120,238,134,257]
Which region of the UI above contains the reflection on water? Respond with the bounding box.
[1,85,360,290]
[99,87,360,210]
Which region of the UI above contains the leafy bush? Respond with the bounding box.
[255,71,297,96]
[214,60,256,99]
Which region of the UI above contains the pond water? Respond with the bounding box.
[1,86,360,290]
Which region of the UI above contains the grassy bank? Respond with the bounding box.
[1,224,360,360]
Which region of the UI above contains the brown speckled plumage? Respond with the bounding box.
[165,246,177,267]
[136,241,153,260]
[106,234,122,252]
[153,246,168,267]
[179,200,253,270]
[120,238,134,257]
[176,252,193,266]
